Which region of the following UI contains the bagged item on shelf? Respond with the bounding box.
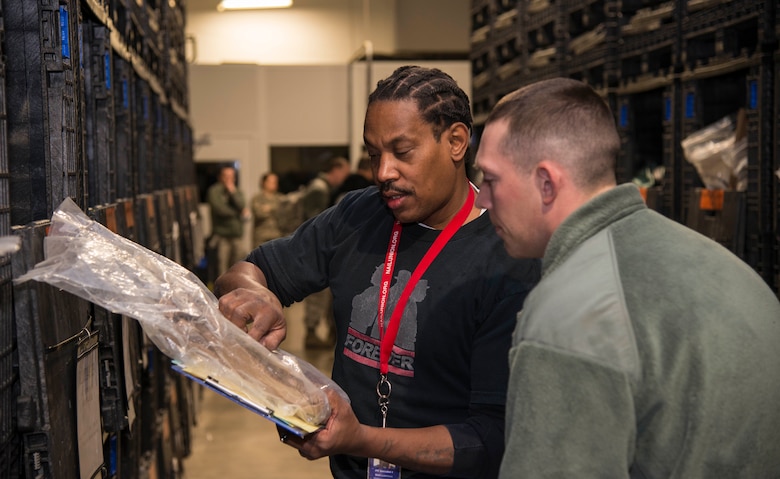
[681,110,747,191]
[0,236,21,256]
[15,197,346,430]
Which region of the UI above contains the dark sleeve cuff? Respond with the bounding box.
[444,405,505,479]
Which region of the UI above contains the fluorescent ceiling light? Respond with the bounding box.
[217,0,293,11]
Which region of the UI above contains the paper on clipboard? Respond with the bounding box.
[171,361,321,438]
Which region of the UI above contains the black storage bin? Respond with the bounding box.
[0,255,20,477]
[685,188,746,257]
[522,0,565,83]
[173,186,197,271]
[661,82,684,222]
[5,0,86,225]
[177,119,196,188]
[615,88,667,190]
[563,0,620,93]
[83,17,117,207]
[11,221,97,479]
[135,77,154,195]
[470,1,492,48]
[161,0,188,114]
[471,42,494,103]
[151,97,172,192]
[87,205,133,434]
[492,29,523,86]
[0,5,8,238]
[617,23,679,94]
[681,0,768,79]
[138,343,169,459]
[113,54,136,200]
[135,193,162,254]
[155,189,176,261]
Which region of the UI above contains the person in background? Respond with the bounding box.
[301,155,351,349]
[334,155,374,204]
[473,77,780,478]
[250,172,283,247]
[214,65,540,478]
[207,165,249,278]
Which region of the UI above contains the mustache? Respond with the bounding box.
[379,181,411,196]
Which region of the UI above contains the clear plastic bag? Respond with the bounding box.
[15,197,345,427]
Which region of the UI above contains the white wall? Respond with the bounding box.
[186,0,396,65]
[186,0,469,65]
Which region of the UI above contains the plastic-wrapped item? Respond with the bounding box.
[0,236,21,256]
[15,198,345,428]
[681,112,747,191]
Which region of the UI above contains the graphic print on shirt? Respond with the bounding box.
[343,264,428,377]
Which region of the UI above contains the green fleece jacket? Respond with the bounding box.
[501,184,780,478]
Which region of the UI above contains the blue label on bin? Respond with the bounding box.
[78,24,83,69]
[664,97,671,122]
[685,92,695,119]
[60,7,70,59]
[122,80,129,109]
[108,435,118,475]
[749,80,757,109]
[104,52,111,89]
[619,104,628,128]
[143,96,149,120]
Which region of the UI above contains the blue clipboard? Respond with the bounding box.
[171,361,320,438]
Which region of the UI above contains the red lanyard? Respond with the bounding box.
[377,185,475,375]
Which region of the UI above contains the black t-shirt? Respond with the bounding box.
[248,187,540,478]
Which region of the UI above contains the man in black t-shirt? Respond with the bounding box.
[214,66,540,479]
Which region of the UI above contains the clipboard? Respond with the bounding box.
[171,361,322,438]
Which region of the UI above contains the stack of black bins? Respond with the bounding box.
[679,0,775,285]
[0,4,21,477]
[83,17,117,208]
[87,203,145,478]
[11,220,94,479]
[615,1,681,217]
[5,0,86,226]
[562,0,620,96]
[2,0,198,476]
[469,0,779,297]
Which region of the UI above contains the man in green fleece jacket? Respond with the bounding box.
[474,77,780,478]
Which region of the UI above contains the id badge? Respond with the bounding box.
[368,458,401,479]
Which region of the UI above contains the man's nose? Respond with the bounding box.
[374,155,398,183]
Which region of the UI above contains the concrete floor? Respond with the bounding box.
[180,302,335,479]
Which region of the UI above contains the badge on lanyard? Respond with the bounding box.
[368,458,402,479]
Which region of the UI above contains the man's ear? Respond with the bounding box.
[535,160,561,206]
[447,122,470,162]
